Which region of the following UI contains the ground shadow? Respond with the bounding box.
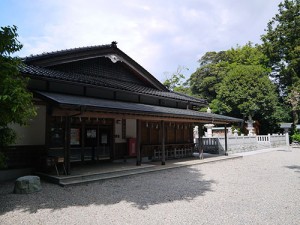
[277,149,292,152]
[0,166,215,214]
[285,165,300,173]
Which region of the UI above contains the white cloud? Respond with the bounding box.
[3,0,282,81]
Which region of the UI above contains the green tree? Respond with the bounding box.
[189,51,228,102]
[190,43,289,133]
[213,65,289,134]
[0,25,36,168]
[286,82,300,126]
[163,66,191,95]
[189,43,269,102]
[261,0,300,124]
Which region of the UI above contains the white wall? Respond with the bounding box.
[114,118,125,143]
[114,118,137,143]
[9,105,46,146]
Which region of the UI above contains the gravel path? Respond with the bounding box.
[1,147,299,225]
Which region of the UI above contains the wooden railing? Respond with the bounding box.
[141,143,195,160]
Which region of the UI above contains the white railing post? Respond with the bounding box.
[285,132,289,146]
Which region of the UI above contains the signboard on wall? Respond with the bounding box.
[86,129,97,138]
[70,128,80,145]
[101,134,108,144]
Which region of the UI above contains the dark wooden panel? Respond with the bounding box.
[49,81,84,95]
[86,87,114,99]
[114,143,127,159]
[28,79,47,91]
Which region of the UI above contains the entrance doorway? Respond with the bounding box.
[83,126,112,161]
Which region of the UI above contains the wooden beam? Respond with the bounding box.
[51,107,232,124]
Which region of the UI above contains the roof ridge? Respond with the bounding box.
[22,43,115,61]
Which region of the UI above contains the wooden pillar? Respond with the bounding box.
[136,119,141,166]
[81,122,85,163]
[111,119,116,160]
[64,116,71,175]
[224,124,228,156]
[197,124,203,157]
[161,120,166,165]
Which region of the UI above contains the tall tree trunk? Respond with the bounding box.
[292,110,299,128]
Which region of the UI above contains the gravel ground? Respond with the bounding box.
[0,147,299,225]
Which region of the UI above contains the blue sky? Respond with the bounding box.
[1,0,282,82]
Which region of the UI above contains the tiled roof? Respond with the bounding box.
[36,91,242,123]
[20,64,207,105]
[22,42,167,91]
[22,44,112,62]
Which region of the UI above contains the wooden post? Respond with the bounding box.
[224,124,228,156]
[198,124,203,159]
[64,116,71,175]
[161,120,166,165]
[136,119,141,166]
[81,122,85,163]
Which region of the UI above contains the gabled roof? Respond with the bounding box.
[20,64,207,105]
[23,42,167,91]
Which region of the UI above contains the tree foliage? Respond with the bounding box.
[286,82,300,126]
[189,43,289,133]
[0,26,36,167]
[261,0,300,94]
[261,0,300,127]
[189,43,270,103]
[163,66,191,95]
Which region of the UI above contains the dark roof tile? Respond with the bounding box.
[36,91,241,123]
[20,64,207,105]
[20,64,207,104]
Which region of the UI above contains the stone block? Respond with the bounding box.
[13,175,42,194]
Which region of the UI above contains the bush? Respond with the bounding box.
[291,133,300,142]
[0,127,16,147]
[0,152,7,169]
[0,127,16,168]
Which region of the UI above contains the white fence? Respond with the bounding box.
[201,133,289,154]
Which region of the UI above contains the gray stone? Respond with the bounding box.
[13,175,42,194]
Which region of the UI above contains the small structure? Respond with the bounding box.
[13,176,42,194]
[211,127,233,137]
[280,123,293,134]
[204,124,214,137]
[233,129,238,137]
[245,115,255,136]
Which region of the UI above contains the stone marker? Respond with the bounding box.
[13,175,42,194]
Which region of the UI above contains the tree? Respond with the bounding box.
[189,43,289,133]
[0,25,36,168]
[286,82,300,126]
[215,65,286,121]
[163,66,191,95]
[261,0,300,124]
[189,51,228,102]
[189,43,270,102]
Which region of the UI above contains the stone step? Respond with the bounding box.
[37,155,243,186]
[59,167,159,186]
